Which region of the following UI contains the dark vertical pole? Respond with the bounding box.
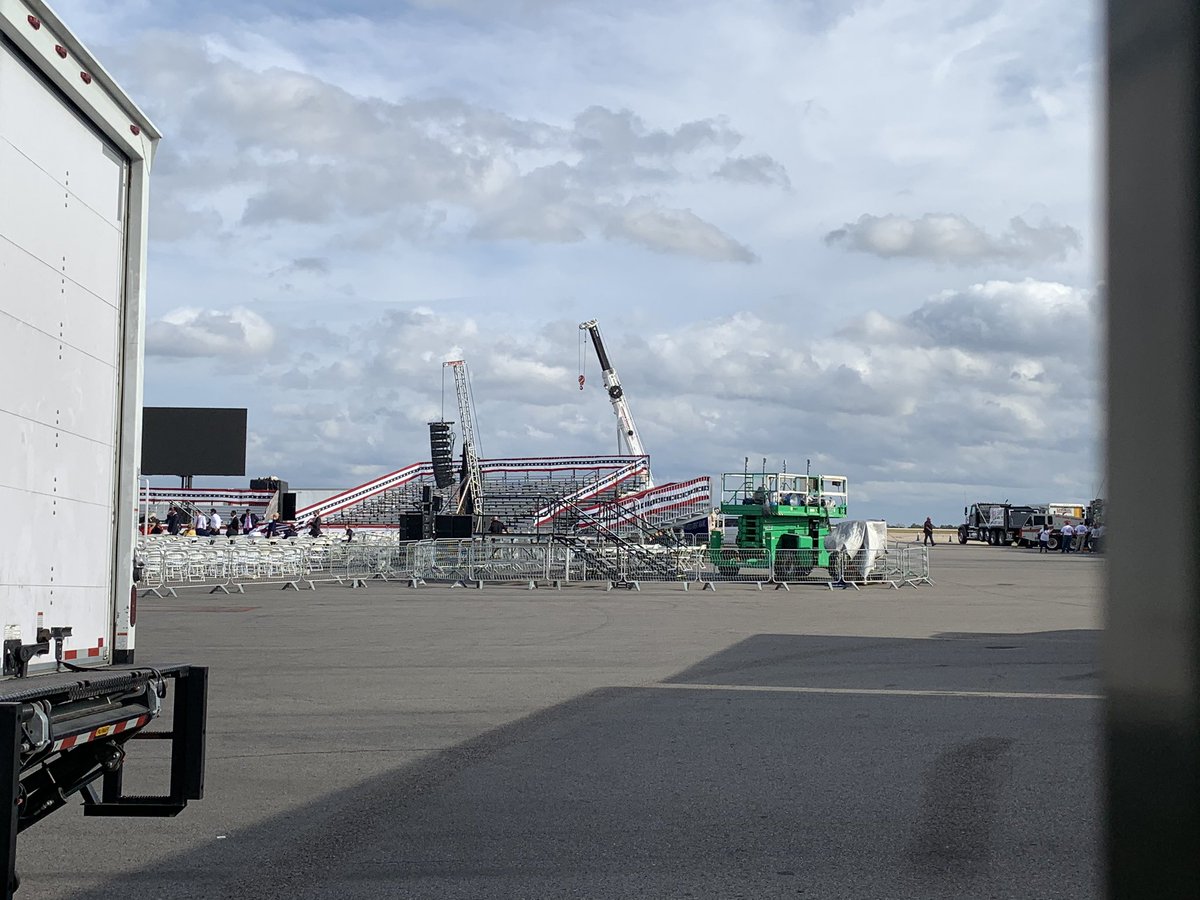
[0,704,23,900]
[1107,1,1200,896]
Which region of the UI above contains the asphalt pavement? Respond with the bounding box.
[16,543,1102,899]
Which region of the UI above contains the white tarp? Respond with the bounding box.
[824,520,889,576]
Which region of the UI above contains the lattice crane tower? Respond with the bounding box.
[444,359,484,531]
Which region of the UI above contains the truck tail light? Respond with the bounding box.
[130,587,138,626]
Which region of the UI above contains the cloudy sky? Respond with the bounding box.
[59,0,1101,523]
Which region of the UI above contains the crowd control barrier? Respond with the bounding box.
[136,535,931,593]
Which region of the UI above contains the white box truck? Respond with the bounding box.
[0,1,206,894]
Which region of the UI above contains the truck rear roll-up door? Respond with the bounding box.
[0,36,129,673]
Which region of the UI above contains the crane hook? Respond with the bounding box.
[578,374,586,390]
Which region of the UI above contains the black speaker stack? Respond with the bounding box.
[400,487,469,541]
[428,422,456,489]
[436,515,472,539]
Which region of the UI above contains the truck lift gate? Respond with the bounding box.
[0,665,207,896]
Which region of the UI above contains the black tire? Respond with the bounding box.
[1047,535,1059,551]
[958,527,968,544]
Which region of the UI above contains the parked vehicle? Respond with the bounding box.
[958,503,1038,546]
[1014,502,1093,549]
[1,4,206,894]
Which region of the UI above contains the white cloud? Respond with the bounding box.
[146,307,276,358]
[605,204,758,262]
[715,154,792,188]
[825,213,1081,265]
[117,39,779,263]
[149,196,223,242]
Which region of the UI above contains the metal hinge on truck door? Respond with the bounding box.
[2,627,74,678]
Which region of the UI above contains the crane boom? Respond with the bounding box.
[579,319,653,486]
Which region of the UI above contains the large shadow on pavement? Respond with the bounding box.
[57,630,1101,900]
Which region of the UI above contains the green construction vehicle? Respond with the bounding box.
[708,470,849,579]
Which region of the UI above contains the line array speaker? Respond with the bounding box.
[429,421,456,489]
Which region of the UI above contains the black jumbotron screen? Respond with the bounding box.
[141,407,247,476]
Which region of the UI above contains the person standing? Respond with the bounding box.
[166,505,180,535]
[209,509,222,535]
[243,509,258,534]
[265,513,280,538]
[193,509,209,537]
[1059,521,1074,553]
[1076,521,1090,552]
[922,517,935,546]
[308,515,323,538]
[1038,523,1050,553]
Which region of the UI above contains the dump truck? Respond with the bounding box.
[1,3,206,893]
[958,503,1039,545]
[708,469,848,579]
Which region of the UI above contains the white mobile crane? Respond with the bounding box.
[579,319,654,487]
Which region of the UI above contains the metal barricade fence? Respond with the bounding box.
[620,545,703,585]
[698,547,838,589]
[467,538,551,586]
[136,535,930,593]
[888,547,931,588]
[409,539,474,584]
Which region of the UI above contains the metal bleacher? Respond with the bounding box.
[297,456,648,531]
[292,455,710,536]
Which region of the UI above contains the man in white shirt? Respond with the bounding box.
[1038,524,1050,553]
[1059,521,1074,553]
[193,510,208,535]
[209,509,223,535]
[1076,522,1090,552]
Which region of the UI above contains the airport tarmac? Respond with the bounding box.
[18,544,1102,899]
